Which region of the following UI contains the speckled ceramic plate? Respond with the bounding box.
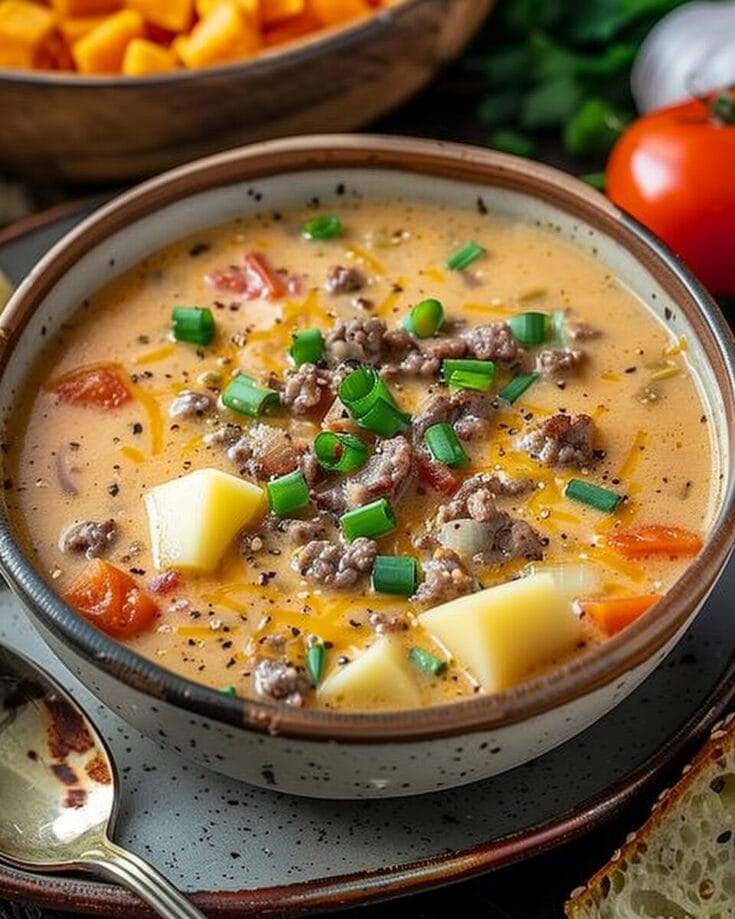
[0,205,734,918]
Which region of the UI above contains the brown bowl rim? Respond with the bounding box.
[1,133,734,745]
[0,0,421,86]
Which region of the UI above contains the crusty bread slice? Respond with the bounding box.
[566,712,735,918]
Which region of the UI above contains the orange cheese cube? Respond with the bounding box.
[122,37,178,74]
[72,9,145,73]
[264,10,318,45]
[261,0,303,25]
[0,2,56,63]
[195,0,259,23]
[306,0,370,26]
[50,0,122,15]
[178,1,260,69]
[124,0,194,33]
[58,15,109,43]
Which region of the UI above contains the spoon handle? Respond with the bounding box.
[81,840,208,919]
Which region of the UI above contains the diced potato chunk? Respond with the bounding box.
[145,468,265,573]
[72,9,145,74]
[319,637,421,711]
[122,38,178,75]
[419,573,583,693]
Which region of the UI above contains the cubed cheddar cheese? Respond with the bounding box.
[179,0,260,68]
[319,638,421,710]
[0,2,56,69]
[419,573,584,693]
[124,0,194,33]
[50,0,122,15]
[122,38,178,74]
[306,0,371,27]
[58,15,110,44]
[263,11,318,45]
[261,0,304,26]
[145,467,265,573]
[72,9,145,73]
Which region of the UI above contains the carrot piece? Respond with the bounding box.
[124,0,194,33]
[72,9,145,73]
[51,363,132,408]
[122,37,178,74]
[243,252,286,299]
[65,559,159,638]
[578,594,663,636]
[50,0,122,16]
[0,2,57,69]
[178,0,260,69]
[607,525,703,559]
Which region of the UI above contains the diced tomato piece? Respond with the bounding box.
[206,266,249,294]
[607,525,703,559]
[52,364,131,409]
[578,594,663,636]
[206,252,286,300]
[64,560,159,639]
[415,452,460,496]
[243,252,286,299]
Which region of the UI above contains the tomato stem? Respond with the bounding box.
[708,86,735,125]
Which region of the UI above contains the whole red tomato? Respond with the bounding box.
[606,91,735,296]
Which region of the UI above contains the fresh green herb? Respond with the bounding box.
[289,328,325,366]
[221,372,279,418]
[498,372,540,404]
[372,555,418,596]
[446,241,486,271]
[220,685,237,696]
[340,498,396,542]
[314,431,369,473]
[338,367,410,437]
[509,312,548,345]
[404,298,445,338]
[409,647,447,677]
[581,172,607,192]
[172,307,215,346]
[565,478,623,513]
[266,470,310,518]
[306,644,326,685]
[489,129,536,157]
[302,214,343,241]
[442,358,495,393]
[424,423,468,467]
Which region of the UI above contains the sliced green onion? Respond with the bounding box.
[338,368,410,437]
[424,423,468,467]
[498,372,540,404]
[509,311,548,345]
[409,647,447,676]
[222,372,280,418]
[403,298,445,338]
[442,358,495,392]
[372,555,418,596]
[340,497,396,542]
[565,479,623,513]
[314,431,368,473]
[551,310,567,346]
[220,684,237,696]
[266,470,310,517]
[302,214,343,241]
[446,241,486,271]
[446,370,495,393]
[289,328,324,366]
[172,306,215,346]
[306,643,326,685]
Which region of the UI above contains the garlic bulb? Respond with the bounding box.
[631,1,735,113]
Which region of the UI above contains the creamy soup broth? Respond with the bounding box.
[4,196,716,711]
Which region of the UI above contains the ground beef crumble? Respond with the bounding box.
[413,391,495,445]
[62,519,117,559]
[324,265,365,295]
[252,658,311,706]
[169,390,213,419]
[413,548,475,604]
[535,347,585,376]
[518,413,597,467]
[462,322,523,369]
[436,473,534,525]
[293,537,378,588]
[282,363,334,415]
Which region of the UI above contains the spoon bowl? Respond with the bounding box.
[0,642,206,918]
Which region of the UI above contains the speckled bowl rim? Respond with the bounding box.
[0,0,418,85]
[1,134,734,745]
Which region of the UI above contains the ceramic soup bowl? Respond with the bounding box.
[1,136,734,799]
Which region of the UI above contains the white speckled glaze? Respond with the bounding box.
[1,137,733,799]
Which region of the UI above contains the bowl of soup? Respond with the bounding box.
[1,135,734,799]
[0,0,493,183]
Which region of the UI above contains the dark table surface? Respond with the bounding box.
[0,55,723,919]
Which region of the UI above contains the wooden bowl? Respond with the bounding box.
[0,0,494,184]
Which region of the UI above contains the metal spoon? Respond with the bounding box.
[0,642,207,919]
